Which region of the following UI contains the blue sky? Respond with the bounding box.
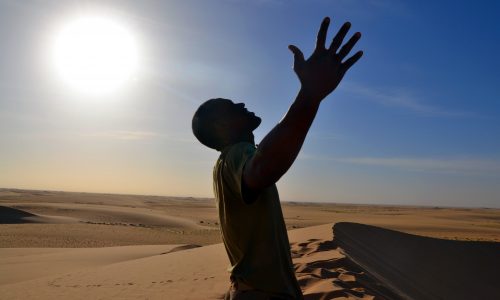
[0,0,499,207]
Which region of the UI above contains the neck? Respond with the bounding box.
[242,132,255,145]
[222,132,255,150]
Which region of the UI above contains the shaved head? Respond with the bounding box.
[192,98,261,151]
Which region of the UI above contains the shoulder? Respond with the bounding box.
[216,142,255,182]
[215,142,255,176]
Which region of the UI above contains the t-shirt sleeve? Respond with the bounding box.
[222,142,256,204]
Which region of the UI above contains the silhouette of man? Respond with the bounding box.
[192,17,362,300]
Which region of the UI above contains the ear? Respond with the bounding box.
[212,121,231,147]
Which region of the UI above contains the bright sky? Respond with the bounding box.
[1,0,499,207]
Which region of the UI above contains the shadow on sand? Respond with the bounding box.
[0,205,37,224]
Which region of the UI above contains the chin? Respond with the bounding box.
[252,116,262,129]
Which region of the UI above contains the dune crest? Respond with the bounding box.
[334,222,500,300]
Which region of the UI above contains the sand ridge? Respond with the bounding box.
[334,222,500,300]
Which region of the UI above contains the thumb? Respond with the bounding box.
[288,45,305,67]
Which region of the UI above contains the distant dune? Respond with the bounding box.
[0,206,36,223]
[0,205,79,224]
[1,203,203,228]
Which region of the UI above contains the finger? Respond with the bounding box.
[342,50,363,71]
[315,17,330,51]
[329,22,351,54]
[338,32,361,60]
[288,44,305,67]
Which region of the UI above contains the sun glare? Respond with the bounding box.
[52,15,138,96]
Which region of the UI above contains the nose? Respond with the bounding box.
[235,103,248,112]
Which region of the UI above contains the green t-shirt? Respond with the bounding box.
[213,142,303,299]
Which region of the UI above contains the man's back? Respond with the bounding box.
[213,142,303,299]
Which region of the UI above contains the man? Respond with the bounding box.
[192,17,362,300]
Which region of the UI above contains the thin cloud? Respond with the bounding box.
[82,130,196,143]
[299,153,500,175]
[336,156,500,175]
[226,0,284,5]
[308,132,342,141]
[84,130,159,140]
[343,82,474,117]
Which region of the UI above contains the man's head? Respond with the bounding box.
[192,98,261,151]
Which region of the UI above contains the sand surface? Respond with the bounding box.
[1,224,390,299]
[1,188,499,299]
[0,244,194,285]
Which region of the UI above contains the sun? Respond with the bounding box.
[52,15,138,95]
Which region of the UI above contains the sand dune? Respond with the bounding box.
[334,222,500,300]
[0,242,231,299]
[0,224,389,300]
[1,203,202,228]
[0,206,80,224]
[2,189,500,248]
[2,189,500,299]
[0,206,37,223]
[1,223,500,299]
[0,203,217,248]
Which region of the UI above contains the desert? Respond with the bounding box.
[2,1,500,299]
[1,188,499,299]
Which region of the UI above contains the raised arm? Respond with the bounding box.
[243,17,363,194]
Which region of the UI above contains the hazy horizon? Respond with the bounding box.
[3,187,498,210]
[1,0,499,208]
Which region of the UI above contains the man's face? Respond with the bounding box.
[215,100,261,134]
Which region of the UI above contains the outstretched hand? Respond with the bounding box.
[289,17,363,102]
